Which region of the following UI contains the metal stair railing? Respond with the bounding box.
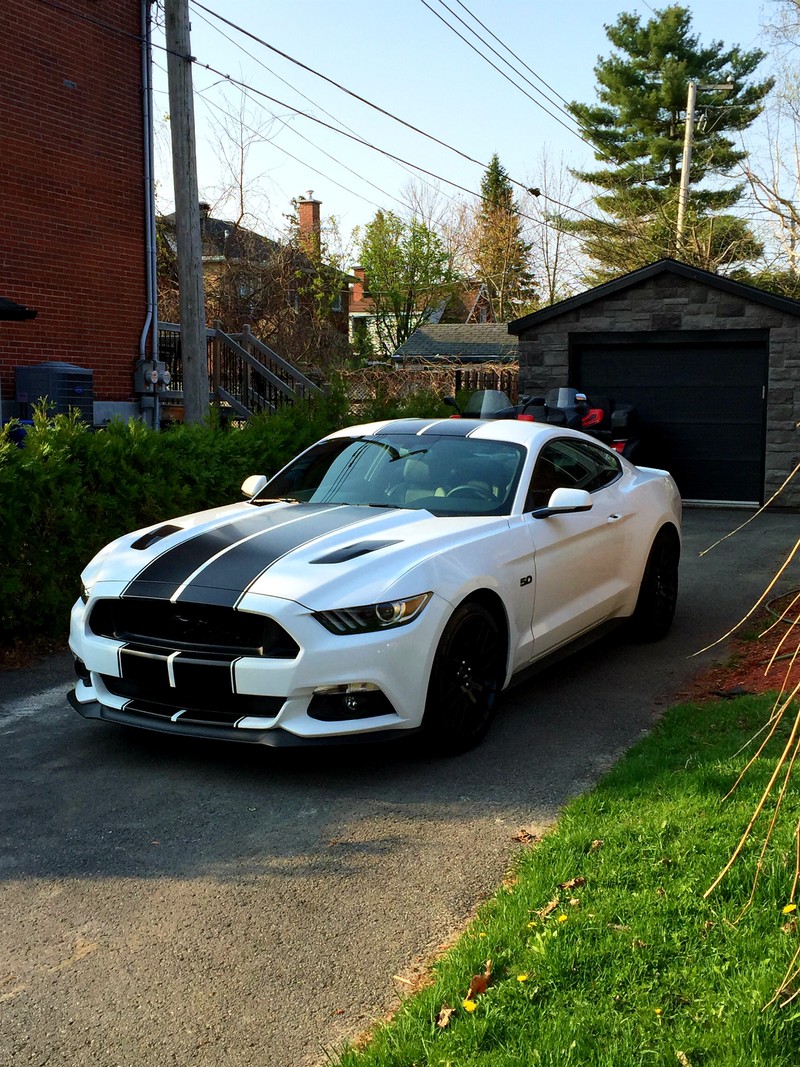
[157,322,322,419]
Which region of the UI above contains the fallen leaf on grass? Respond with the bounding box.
[466,959,493,999]
[436,1004,455,1029]
[559,877,586,890]
[536,898,560,920]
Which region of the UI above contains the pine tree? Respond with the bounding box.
[473,155,536,320]
[566,5,772,278]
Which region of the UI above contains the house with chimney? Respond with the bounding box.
[349,267,495,359]
[157,193,350,339]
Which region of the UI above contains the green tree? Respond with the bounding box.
[359,210,457,355]
[472,155,536,319]
[566,5,772,278]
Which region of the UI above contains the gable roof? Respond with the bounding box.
[508,258,800,333]
[391,323,518,364]
[0,297,37,321]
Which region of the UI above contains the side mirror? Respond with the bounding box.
[443,396,461,415]
[241,474,268,499]
[530,486,593,519]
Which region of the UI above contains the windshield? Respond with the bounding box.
[256,434,525,516]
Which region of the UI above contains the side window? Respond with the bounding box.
[525,439,621,511]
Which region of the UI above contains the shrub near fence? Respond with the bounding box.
[0,384,452,646]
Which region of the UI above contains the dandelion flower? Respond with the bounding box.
[517,974,529,982]
[654,1008,662,1016]
[782,903,797,914]
[462,999,477,1012]
[557,914,568,923]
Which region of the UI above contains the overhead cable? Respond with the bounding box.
[188,0,542,199]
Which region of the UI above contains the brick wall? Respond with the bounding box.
[0,0,147,411]
[516,272,800,505]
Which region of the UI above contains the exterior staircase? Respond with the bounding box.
[156,322,322,420]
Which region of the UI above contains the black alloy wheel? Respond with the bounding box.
[422,601,505,754]
[631,527,680,641]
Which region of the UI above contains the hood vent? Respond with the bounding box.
[311,539,401,565]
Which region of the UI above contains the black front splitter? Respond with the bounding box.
[67,690,416,747]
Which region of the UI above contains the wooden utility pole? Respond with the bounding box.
[164,0,208,424]
[676,81,734,254]
[675,80,697,252]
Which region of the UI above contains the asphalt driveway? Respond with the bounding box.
[0,507,797,1066]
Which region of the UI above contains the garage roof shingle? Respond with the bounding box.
[391,323,517,363]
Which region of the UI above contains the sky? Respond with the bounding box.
[150,0,773,250]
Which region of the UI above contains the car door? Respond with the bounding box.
[523,438,632,659]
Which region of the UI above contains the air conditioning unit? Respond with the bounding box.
[15,362,94,421]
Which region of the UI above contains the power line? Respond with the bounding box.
[186,6,445,217]
[193,79,404,216]
[188,0,542,199]
[36,0,600,234]
[419,0,596,153]
[183,53,597,225]
[452,0,574,110]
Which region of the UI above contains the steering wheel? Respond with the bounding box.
[445,483,495,501]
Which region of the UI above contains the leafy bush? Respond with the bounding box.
[0,386,450,645]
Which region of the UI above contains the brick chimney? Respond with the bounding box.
[297,190,321,260]
[351,265,368,308]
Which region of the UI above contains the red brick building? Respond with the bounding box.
[1,0,148,420]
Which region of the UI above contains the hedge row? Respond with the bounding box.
[0,387,449,645]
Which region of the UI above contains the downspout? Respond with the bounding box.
[139,0,159,425]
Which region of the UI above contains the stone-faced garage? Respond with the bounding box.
[508,259,800,506]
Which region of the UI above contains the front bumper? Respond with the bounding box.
[67,688,417,747]
[69,590,447,744]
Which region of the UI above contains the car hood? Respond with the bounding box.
[83,501,501,610]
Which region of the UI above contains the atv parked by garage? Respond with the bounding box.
[445,387,641,460]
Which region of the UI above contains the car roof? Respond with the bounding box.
[326,417,589,447]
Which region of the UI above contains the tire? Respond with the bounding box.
[630,527,679,641]
[421,602,505,755]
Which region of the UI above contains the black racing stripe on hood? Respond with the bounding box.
[122,505,366,602]
[122,506,286,600]
[172,505,380,607]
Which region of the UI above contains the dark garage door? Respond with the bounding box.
[573,331,768,502]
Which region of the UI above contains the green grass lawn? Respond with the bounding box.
[333,695,800,1066]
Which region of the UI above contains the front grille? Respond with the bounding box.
[102,670,284,722]
[89,598,299,658]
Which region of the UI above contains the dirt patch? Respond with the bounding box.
[680,599,800,703]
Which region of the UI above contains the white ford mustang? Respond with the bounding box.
[69,416,681,753]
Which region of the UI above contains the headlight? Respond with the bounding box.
[313,592,432,635]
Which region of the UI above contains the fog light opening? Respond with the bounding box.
[309,683,395,722]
